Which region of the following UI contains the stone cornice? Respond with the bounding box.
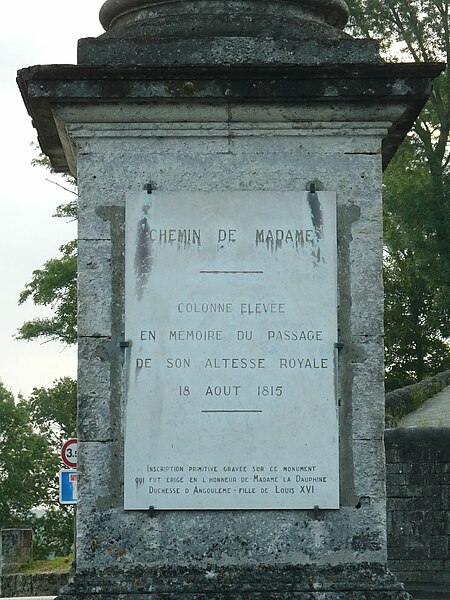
[17,62,445,174]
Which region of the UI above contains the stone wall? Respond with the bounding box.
[385,371,450,427]
[385,428,450,586]
[0,529,66,597]
[0,530,32,575]
[0,572,68,598]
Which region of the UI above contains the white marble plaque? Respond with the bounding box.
[124,191,339,510]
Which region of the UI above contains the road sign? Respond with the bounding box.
[59,469,78,504]
[61,439,77,468]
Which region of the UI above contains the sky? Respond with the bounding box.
[1,1,104,398]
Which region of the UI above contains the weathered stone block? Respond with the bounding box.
[78,239,113,337]
[0,529,32,575]
[353,439,386,498]
[76,442,123,548]
[351,339,385,439]
[78,336,125,442]
[0,572,68,597]
[57,562,410,600]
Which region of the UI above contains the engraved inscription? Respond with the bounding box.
[124,191,339,510]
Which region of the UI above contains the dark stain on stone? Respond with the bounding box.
[101,79,132,98]
[308,191,323,240]
[134,204,153,301]
[351,530,382,552]
[165,80,195,96]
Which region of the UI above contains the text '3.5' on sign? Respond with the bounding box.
[61,439,77,469]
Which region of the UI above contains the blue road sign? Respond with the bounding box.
[59,469,78,504]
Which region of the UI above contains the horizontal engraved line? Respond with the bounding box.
[202,410,263,413]
[200,270,264,274]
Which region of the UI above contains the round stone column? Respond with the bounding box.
[99,0,350,32]
[79,0,379,65]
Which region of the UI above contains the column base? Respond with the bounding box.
[57,563,411,599]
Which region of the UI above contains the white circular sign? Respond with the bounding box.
[61,439,78,468]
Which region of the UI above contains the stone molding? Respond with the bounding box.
[17,62,444,175]
[81,0,372,67]
[98,0,350,32]
[56,562,410,599]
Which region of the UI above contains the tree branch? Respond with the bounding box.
[44,178,77,196]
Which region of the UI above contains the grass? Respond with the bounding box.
[18,553,73,574]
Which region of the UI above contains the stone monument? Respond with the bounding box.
[18,0,444,597]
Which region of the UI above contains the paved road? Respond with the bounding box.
[397,384,450,428]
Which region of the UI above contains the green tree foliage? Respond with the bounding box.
[17,149,77,345]
[0,381,57,526]
[11,151,78,558]
[27,377,77,559]
[17,238,77,345]
[347,0,450,389]
[0,378,77,557]
[383,142,450,389]
[30,508,75,559]
[28,377,77,458]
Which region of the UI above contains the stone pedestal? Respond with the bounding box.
[17,1,443,598]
